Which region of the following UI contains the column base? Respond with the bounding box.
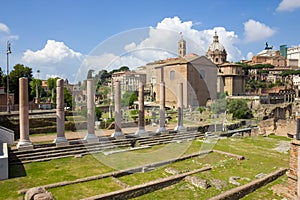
[156,127,169,134]
[17,140,33,151]
[111,131,124,138]
[84,134,99,143]
[53,136,68,143]
[174,125,186,133]
[135,129,149,137]
[53,137,69,146]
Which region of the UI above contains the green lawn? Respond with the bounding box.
[0,135,291,199]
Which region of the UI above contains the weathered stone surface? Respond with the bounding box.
[185,176,210,189]
[164,167,179,175]
[25,187,46,200]
[210,179,227,190]
[33,192,54,200]
[255,173,267,179]
[229,176,240,186]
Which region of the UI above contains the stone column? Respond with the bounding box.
[84,79,99,143]
[17,78,33,150]
[54,79,68,145]
[135,81,148,137]
[111,80,123,138]
[156,81,168,134]
[174,82,185,132]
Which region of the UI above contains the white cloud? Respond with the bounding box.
[247,52,254,60]
[120,17,241,62]
[276,0,300,12]
[0,23,10,33]
[243,19,276,42]
[124,42,137,52]
[23,40,82,63]
[77,16,244,81]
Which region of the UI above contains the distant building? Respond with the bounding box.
[137,34,218,108]
[112,71,146,94]
[287,45,300,67]
[218,63,245,96]
[0,87,14,112]
[206,31,227,65]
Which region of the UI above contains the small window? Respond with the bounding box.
[215,58,219,63]
[170,70,175,80]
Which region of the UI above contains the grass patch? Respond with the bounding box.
[0,135,290,199]
[0,155,113,199]
[49,177,123,200]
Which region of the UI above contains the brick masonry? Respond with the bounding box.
[288,140,300,198]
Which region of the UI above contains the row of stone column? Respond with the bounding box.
[112,79,185,137]
[17,77,185,149]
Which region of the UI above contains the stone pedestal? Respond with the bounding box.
[156,82,168,134]
[135,82,148,137]
[84,79,99,143]
[174,83,185,133]
[54,79,68,145]
[17,78,33,150]
[111,81,124,138]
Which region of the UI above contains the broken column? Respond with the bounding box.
[17,78,33,150]
[174,82,185,132]
[84,79,99,143]
[135,81,148,137]
[111,80,123,138]
[156,68,168,134]
[54,79,68,145]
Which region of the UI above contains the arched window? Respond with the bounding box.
[170,70,175,80]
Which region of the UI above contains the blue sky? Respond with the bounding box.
[0,0,300,82]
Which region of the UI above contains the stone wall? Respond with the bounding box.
[208,168,287,200]
[0,143,8,180]
[82,167,211,200]
[288,140,300,198]
[0,126,14,145]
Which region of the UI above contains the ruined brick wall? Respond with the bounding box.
[288,140,300,198]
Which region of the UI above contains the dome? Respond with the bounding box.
[206,31,227,65]
[208,31,226,52]
[208,42,226,52]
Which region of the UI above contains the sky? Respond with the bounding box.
[0,0,300,83]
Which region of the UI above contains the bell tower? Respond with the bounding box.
[178,32,186,58]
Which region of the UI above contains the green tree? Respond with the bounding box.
[64,87,73,108]
[95,106,102,120]
[227,99,253,119]
[9,64,33,103]
[211,98,227,115]
[0,67,5,87]
[121,91,137,107]
[29,79,43,99]
[47,77,60,102]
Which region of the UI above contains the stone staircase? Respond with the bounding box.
[9,131,204,165]
[136,132,204,146]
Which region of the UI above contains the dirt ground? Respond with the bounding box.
[27,124,178,143]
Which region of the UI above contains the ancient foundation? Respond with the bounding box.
[135,82,148,137]
[111,81,123,138]
[288,117,300,198]
[54,79,68,145]
[84,79,99,143]
[17,78,33,150]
